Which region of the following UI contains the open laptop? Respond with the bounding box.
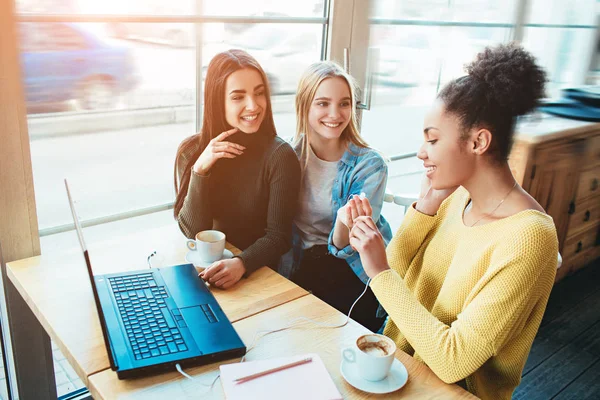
[64,179,246,379]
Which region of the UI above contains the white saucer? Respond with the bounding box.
[185,249,234,268]
[340,358,408,394]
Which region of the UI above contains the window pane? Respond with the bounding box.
[370,0,518,23]
[522,27,597,96]
[437,27,512,85]
[362,24,509,158]
[203,0,326,17]
[21,22,197,230]
[362,25,440,159]
[22,20,325,231]
[15,0,327,17]
[214,23,324,140]
[16,0,196,14]
[214,23,324,95]
[527,0,597,26]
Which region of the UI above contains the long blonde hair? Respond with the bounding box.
[294,61,369,168]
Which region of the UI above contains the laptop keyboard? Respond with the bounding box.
[109,273,190,361]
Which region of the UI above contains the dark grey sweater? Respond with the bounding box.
[176,131,301,274]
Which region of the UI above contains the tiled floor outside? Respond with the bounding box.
[0,338,86,399]
[51,341,87,397]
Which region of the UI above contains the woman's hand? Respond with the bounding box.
[337,194,372,230]
[349,216,390,279]
[416,173,459,216]
[333,195,373,249]
[193,128,244,175]
[199,257,246,289]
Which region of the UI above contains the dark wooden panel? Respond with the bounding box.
[554,359,600,400]
[514,321,600,400]
[523,288,600,375]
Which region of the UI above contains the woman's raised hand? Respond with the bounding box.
[193,128,244,175]
[337,194,372,230]
[349,216,390,278]
[416,173,459,216]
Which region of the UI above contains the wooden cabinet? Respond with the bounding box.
[510,115,600,282]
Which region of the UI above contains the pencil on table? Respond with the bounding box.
[234,357,313,384]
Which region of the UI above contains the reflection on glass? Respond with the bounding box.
[370,0,517,23]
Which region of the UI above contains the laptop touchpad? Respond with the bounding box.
[180,304,219,329]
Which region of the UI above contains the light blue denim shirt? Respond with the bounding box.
[280,136,393,285]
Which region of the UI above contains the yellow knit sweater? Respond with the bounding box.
[370,187,558,400]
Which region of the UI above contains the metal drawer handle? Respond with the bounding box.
[592,178,598,192]
[575,241,583,253]
[584,210,591,222]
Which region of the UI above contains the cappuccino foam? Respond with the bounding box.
[358,341,391,357]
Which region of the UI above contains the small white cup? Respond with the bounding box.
[342,333,397,381]
[186,230,226,263]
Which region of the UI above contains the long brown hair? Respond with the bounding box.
[173,49,277,217]
[294,61,369,170]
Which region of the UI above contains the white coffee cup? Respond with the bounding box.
[186,230,226,263]
[342,333,397,381]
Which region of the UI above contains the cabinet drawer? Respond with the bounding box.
[562,226,600,262]
[570,245,600,273]
[585,134,600,166]
[558,246,600,278]
[567,198,600,239]
[575,167,600,202]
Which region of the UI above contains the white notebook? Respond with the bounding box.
[219,353,343,400]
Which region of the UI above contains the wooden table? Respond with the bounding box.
[88,295,477,399]
[3,222,476,399]
[2,225,307,397]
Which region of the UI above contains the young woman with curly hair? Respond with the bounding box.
[348,43,556,399]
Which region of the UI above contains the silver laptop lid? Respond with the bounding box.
[64,178,87,253]
[64,178,117,370]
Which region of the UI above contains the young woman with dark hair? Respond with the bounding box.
[348,43,557,399]
[174,49,301,289]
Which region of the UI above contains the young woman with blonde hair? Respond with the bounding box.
[282,61,392,332]
[174,49,301,289]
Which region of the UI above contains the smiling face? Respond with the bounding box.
[307,76,352,143]
[418,100,476,189]
[224,68,267,134]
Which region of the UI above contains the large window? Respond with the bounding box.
[17,0,599,236]
[353,0,598,218]
[523,0,598,96]
[18,0,328,235]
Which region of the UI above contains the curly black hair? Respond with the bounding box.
[438,42,547,162]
